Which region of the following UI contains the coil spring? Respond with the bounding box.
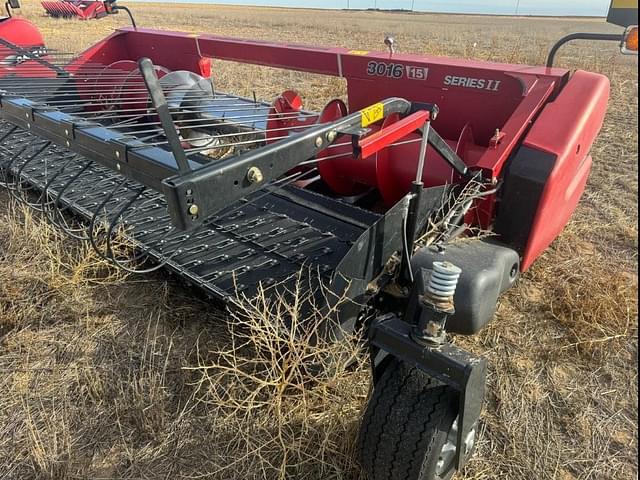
[427,261,462,300]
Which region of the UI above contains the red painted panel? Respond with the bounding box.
[0,17,44,48]
[520,70,610,270]
[0,18,52,78]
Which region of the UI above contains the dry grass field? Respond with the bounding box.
[0,2,638,479]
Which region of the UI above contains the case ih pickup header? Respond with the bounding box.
[0,1,637,478]
[41,0,108,20]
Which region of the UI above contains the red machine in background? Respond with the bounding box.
[0,4,45,49]
[0,2,636,480]
[41,0,107,19]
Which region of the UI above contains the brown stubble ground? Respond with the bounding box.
[0,2,637,479]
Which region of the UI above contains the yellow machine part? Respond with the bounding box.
[608,0,639,27]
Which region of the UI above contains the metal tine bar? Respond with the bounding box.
[5,140,51,182]
[2,60,163,70]
[4,56,82,64]
[0,125,18,144]
[6,142,52,207]
[0,45,61,55]
[41,116,316,149]
[1,71,208,80]
[42,157,96,241]
[87,178,137,260]
[38,102,271,118]
[0,87,206,99]
[0,82,213,93]
[3,64,140,70]
[182,135,426,160]
[133,119,326,149]
[85,182,203,274]
[23,91,271,107]
[135,130,168,144]
[116,112,315,134]
[23,155,86,204]
[95,101,304,116]
[18,95,159,107]
[109,115,149,127]
[0,86,210,99]
[170,103,310,115]
[0,143,26,188]
[133,124,279,140]
[27,152,80,204]
[181,134,291,153]
[189,127,425,156]
[55,106,255,123]
[2,61,135,68]
[94,112,311,134]
[3,84,271,109]
[1,85,224,98]
[27,52,80,56]
[0,76,211,85]
[147,134,277,151]
[29,98,274,116]
[147,133,278,151]
[89,107,308,123]
[0,141,34,172]
[0,59,116,68]
[105,188,155,266]
[0,47,71,53]
[0,77,228,89]
[2,95,309,123]
[25,55,104,60]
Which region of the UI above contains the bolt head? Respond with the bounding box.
[116,163,121,171]
[188,204,199,216]
[115,151,120,159]
[315,136,323,148]
[246,166,264,184]
[327,130,337,142]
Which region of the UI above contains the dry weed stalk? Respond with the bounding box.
[189,271,369,480]
[417,178,495,247]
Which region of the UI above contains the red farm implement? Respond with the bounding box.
[41,0,107,19]
[0,1,637,478]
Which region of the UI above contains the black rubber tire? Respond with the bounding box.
[357,357,459,480]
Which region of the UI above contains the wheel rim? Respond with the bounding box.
[434,418,477,478]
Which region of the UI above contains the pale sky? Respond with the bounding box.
[132,0,613,16]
